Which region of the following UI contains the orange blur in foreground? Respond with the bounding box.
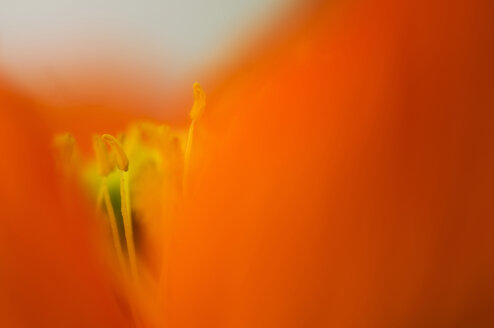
[1,0,494,327]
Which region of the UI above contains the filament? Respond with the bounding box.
[102,178,126,272]
[119,170,138,281]
[183,82,206,189]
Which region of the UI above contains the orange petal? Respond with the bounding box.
[168,0,494,327]
[0,80,132,327]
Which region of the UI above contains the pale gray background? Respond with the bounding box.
[0,0,297,92]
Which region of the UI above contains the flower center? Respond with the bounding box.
[53,83,206,284]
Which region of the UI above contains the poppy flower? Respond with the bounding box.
[1,0,494,327]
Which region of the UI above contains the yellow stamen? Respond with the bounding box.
[95,183,105,216]
[102,134,138,281]
[183,120,196,175]
[93,135,113,176]
[184,82,206,188]
[102,178,126,271]
[93,135,125,271]
[189,82,206,121]
[102,134,129,172]
[119,169,138,280]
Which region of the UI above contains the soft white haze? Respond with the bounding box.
[0,0,296,92]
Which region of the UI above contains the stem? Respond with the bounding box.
[120,171,138,281]
[102,178,126,272]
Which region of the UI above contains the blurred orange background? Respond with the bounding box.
[1,0,493,327]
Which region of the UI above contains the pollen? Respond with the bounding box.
[190,82,206,121]
[93,135,114,176]
[184,82,206,184]
[102,134,129,172]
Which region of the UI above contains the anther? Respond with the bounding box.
[102,134,129,172]
[190,82,206,121]
[93,135,113,176]
[184,83,206,188]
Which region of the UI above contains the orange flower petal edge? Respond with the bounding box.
[167,0,494,327]
[0,81,133,327]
